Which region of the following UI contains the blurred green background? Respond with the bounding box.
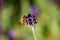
[0,0,60,40]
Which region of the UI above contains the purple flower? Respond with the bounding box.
[0,21,3,36]
[0,0,4,10]
[30,5,39,18]
[8,29,17,40]
[26,5,39,26]
[50,0,58,4]
[26,14,37,26]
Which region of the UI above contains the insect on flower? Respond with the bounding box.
[19,4,39,40]
[19,16,26,24]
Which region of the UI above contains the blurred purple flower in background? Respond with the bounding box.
[0,0,4,11]
[50,0,58,4]
[0,21,3,36]
[30,5,39,18]
[8,29,17,40]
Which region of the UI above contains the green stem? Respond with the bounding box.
[32,27,37,40]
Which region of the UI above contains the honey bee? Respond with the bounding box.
[19,16,26,24]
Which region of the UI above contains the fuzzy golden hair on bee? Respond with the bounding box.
[19,16,26,24]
